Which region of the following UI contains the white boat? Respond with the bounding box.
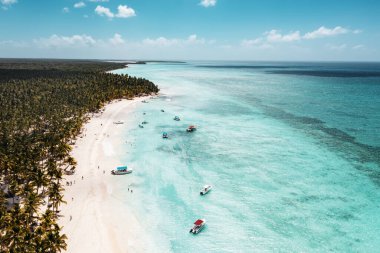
[114,121,124,124]
[111,166,132,175]
[189,219,206,234]
[200,185,212,195]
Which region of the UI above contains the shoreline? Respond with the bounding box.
[58,96,154,253]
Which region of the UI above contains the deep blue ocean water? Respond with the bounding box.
[112,62,380,252]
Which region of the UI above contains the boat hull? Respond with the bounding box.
[200,191,209,195]
[111,170,132,175]
[189,225,205,234]
[200,186,212,195]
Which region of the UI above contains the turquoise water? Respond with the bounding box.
[113,62,380,252]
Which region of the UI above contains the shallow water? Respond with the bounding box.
[112,62,380,252]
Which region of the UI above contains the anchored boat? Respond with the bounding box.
[162,132,168,139]
[186,125,196,132]
[189,219,206,234]
[111,166,132,175]
[200,185,212,195]
[173,116,180,121]
[113,121,124,124]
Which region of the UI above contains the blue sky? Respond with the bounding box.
[0,0,379,61]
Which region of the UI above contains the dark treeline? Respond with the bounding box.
[0,59,158,252]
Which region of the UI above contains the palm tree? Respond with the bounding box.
[1,59,159,252]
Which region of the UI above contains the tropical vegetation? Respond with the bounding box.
[0,59,158,252]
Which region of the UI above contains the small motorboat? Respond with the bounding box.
[186,125,196,132]
[111,166,132,175]
[173,116,180,121]
[200,185,212,195]
[161,109,165,112]
[139,124,144,128]
[141,121,148,125]
[162,132,168,139]
[114,121,124,124]
[142,100,148,103]
[189,219,206,234]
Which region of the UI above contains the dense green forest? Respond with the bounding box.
[0,59,158,252]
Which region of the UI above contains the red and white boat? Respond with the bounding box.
[186,125,197,132]
[189,219,206,234]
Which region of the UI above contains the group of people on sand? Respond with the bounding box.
[66,181,75,186]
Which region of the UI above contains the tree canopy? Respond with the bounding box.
[0,59,158,252]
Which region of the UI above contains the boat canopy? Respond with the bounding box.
[194,219,203,225]
[116,166,128,171]
[189,125,195,128]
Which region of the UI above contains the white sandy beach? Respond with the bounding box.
[59,97,154,253]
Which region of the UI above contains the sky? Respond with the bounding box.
[0,0,379,61]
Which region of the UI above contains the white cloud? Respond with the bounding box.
[1,0,17,5]
[266,30,301,42]
[0,40,28,48]
[109,33,125,45]
[186,34,205,44]
[143,37,179,47]
[200,0,216,7]
[241,39,273,49]
[115,5,136,18]
[326,43,347,51]
[95,5,136,19]
[304,26,348,39]
[74,2,86,8]
[95,5,113,18]
[142,34,208,47]
[34,34,97,48]
[63,7,70,13]
[241,38,263,47]
[33,34,130,49]
[242,25,359,49]
[353,44,364,50]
